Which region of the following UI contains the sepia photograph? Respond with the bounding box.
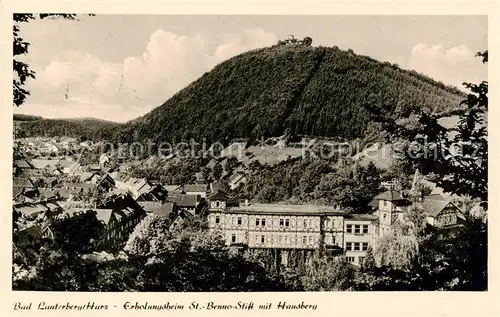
[11,14,488,293]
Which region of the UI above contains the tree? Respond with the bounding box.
[13,14,94,107]
[368,51,488,208]
[212,162,223,181]
[124,215,173,257]
[301,255,356,291]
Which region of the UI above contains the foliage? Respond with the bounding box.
[115,45,464,145]
[123,215,173,257]
[368,51,487,207]
[51,210,103,254]
[15,117,122,140]
[301,255,356,291]
[372,232,419,271]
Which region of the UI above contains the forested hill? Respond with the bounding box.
[115,43,465,144]
[14,116,122,140]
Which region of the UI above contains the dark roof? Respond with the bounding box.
[12,187,24,199]
[14,159,33,169]
[209,191,228,201]
[182,184,208,193]
[422,194,460,217]
[174,194,199,208]
[345,213,379,221]
[13,178,34,188]
[154,202,176,219]
[374,189,406,201]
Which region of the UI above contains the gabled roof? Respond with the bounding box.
[14,159,33,169]
[374,189,407,202]
[182,184,208,193]
[229,172,246,183]
[95,209,114,225]
[174,194,199,208]
[164,185,182,193]
[13,177,34,188]
[13,187,24,199]
[209,191,228,201]
[154,202,176,219]
[422,194,461,217]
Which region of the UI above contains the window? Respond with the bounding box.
[216,201,220,208]
[278,236,282,243]
[303,236,307,244]
[304,219,307,228]
[359,257,365,264]
[383,201,387,207]
[280,219,284,227]
[362,225,369,234]
[325,219,331,227]
[231,234,236,243]
[383,213,387,220]
[285,236,289,244]
[308,236,313,244]
[362,243,369,251]
[285,219,290,227]
[215,216,220,224]
[262,218,266,226]
[309,219,313,227]
[256,218,260,226]
[237,217,242,225]
[346,242,352,251]
[255,235,259,242]
[354,225,361,234]
[346,224,352,233]
[261,235,265,243]
[346,256,355,263]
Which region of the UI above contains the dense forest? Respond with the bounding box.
[114,44,465,144]
[14,117,122,140]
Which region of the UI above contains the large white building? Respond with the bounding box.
[207,193,377,266]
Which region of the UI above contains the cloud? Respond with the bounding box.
[406,44,487,90]
[22,28,278,122]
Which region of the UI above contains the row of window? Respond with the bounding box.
[345,224,369,234]
[231,234,319,245]
[216,216,320,228]
[345,242,369,251]
[346,256,365,264]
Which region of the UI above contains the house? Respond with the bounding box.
[79,172,100,184]
[60,161,81,175]
[343,213,378,266]
[422,194,464,229]
[168,209,195,230]
[229,172,247,190]
[94,198,146,248]
[14,224,54,248]
[99,153,110,166]
[372,189,412,237]
[164,185,182,198]
[30,158,60,170]
[97,174,116,192]
[14,159,34,170]
[182,184,209,199]
[174,194,200,214]
[136,183,168,202]
[153,202,177,219]
[137,201,163,214]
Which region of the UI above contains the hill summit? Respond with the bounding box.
[116,42,464,144]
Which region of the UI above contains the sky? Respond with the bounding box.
[14,15,488,123]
